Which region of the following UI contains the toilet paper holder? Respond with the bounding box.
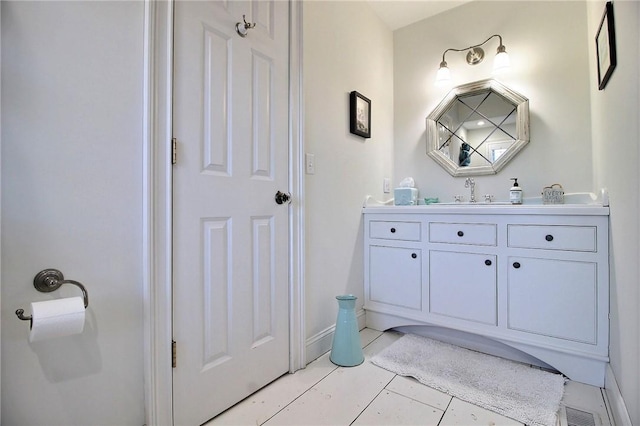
[15,269,89,322]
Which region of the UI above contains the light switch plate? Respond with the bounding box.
[305,153,315,174]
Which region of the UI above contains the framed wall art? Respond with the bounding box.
[349,91,371,138]
[596,1,616,90]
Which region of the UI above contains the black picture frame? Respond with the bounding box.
[596,1,616,90]
[349,91,371,138]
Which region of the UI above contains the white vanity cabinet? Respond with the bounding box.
[428,221,498,326]
[505,221,604,346]
[363,205,610,386]
[366,219,424,314]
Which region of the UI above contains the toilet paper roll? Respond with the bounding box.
[29,296,86,343]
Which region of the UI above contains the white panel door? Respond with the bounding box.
[172,1,290,424]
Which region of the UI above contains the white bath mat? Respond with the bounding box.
[371,333,566,426]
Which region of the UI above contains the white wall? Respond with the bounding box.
[393,1,593,201]
[587,1,640,423]
[1,2,144,424]
[303,1,393,358]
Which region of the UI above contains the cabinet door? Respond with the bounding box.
[429,251,497,325]
[507,257,597,344]
[369,245,422,310]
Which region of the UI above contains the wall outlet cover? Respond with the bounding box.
[383,178,391,193]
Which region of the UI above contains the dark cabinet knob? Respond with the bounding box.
[411,253,417,259]
[545,234,554,241]
[390,228,396,233]
[485,259,492,266]
[457,231,464,237]
[513,262,521,269]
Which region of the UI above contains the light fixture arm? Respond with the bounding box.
[436,34,509,85]
[440,34,505,64]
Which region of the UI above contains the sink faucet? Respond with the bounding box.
[465,178,476,203]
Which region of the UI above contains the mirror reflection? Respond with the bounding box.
[427,79,529,176]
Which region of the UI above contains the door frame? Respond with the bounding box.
[141,1,305,424]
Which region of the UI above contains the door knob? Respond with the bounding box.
[275,191,291,205]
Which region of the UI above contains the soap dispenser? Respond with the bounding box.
[510,178,523,204]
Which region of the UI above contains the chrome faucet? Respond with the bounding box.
[465,178,476,203]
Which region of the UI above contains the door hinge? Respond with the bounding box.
[171,138,177,165]
[172,340,177,368]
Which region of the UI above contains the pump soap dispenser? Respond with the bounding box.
[510,178,523,204]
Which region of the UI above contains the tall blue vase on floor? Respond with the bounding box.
[330,295,364,366]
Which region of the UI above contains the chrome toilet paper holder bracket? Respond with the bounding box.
[15,269,89,322]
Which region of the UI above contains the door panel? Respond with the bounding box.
[429,250,497,325]
[202,25,232,175]
[172,1,290,424]
[369,245,422,310]
[507,257,597,343]
[202,218,231,367]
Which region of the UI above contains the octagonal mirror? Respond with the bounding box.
[426,79,529,176]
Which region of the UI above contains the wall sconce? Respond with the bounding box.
[436,34,510,85]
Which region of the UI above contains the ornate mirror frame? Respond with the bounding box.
[426,79,529,176]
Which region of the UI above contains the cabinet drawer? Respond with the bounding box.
[369,221,421,241]
[429,222,497,246]
[508,225,597,252]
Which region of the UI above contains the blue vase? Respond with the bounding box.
[330,295,364,366]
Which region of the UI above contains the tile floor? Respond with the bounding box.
[207,329,613,426]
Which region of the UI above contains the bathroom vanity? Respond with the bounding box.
[363,203,609,386]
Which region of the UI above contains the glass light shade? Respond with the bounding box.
[493,50,510,73]
[435,64,451,85]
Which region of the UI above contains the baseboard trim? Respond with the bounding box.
[305,309,366,364]
[604,364,632,425]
